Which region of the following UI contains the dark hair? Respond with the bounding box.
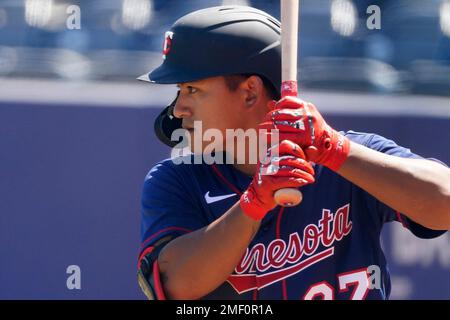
[223,74,280,100]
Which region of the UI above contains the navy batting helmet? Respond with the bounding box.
[138,5,282,147]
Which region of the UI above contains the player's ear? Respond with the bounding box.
[241,75,264,108]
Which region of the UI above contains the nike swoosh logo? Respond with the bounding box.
[204,191,237,204]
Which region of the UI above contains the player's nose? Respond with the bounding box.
[173,93,193,119]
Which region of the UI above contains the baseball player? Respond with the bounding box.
[136,6,450,300]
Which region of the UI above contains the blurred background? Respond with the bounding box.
[0,0,449,299]
[0,0,450,91]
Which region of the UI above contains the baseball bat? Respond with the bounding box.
[273,0,303,207]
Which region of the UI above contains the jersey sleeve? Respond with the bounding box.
[139,160,208,254]
[344,131,448,239]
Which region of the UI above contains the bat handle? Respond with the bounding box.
[274,81,303,207]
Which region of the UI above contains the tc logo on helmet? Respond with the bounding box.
[162,31,174,59]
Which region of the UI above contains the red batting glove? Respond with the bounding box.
[259,97,350,171]
[240,140,315,221]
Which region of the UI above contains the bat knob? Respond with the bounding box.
[274,188,303,207]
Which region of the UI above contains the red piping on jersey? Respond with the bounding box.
[141,226,192,250]
[153,261,167,300]
[210,164,243,196]
[252,289,258,300]
[275,207,285,240]
[395,211,408,229]
[276,206,288,300]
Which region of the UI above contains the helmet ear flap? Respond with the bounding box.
[154,91,183,147]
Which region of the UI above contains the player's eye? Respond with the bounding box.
[187,86,198,94]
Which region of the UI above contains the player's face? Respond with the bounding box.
[173,76,253,155]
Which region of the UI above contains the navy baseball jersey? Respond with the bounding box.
[138,131,447,300]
